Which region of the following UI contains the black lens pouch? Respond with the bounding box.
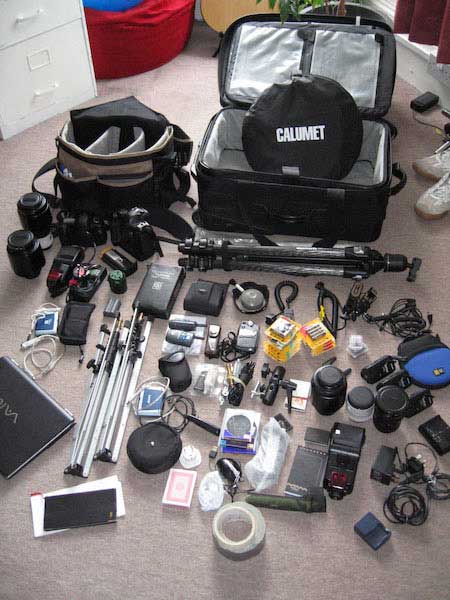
[159,351,192,393]
[58,301,95,346]
[183,279,228,317]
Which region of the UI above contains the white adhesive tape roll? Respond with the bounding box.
[212,501,266,560]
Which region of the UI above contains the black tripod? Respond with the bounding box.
[178,239,422,281]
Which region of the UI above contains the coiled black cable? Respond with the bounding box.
[218,331,253,363]
[274,280,299,313]
[383,484,429,526]
[315,281,342,337]
[364,298,431,338]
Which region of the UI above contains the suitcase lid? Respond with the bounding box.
[218,14,396,119]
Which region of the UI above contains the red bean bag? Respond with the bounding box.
[84,0,195,79]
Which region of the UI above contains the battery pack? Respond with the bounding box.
[133,264,185,319]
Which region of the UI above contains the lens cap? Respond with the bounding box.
[159,351,192,393]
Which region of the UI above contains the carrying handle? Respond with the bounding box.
[390,163,407,196]
[190,143,201,181]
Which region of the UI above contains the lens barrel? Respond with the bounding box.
[17,192,53,250]
[312,365,348,416]
[373,385,408,433]
[7,230,46,278]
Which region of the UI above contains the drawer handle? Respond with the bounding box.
[16,8,45,23]
[34,82,59,97]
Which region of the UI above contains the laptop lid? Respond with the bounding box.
[0,357,75,479]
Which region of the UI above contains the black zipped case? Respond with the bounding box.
[192,14,407,242]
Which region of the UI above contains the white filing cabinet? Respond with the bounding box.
[0,0,97,139]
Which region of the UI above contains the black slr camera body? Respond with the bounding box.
[323,422,365,500]
[111,207,162,261]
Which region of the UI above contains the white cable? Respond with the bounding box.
[129,376,170,416]
[23,335,65,379]
[22,303,64,379]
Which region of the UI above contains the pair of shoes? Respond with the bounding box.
[415,172,450,220]
[413,147,450,181]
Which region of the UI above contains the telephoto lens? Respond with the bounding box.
[17,192,53,250]
[7,230,46,278]
[373,385,408,433]
[311,364,350,416]
[346,386,375,422]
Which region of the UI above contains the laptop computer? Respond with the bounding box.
[0,356,75,479]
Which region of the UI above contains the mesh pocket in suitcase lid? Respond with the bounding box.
[227,23,304,103]
[310,30,381,109]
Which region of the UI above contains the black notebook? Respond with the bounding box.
[0,356,75,479]
[44,488,117,531]
[285,445,328,497]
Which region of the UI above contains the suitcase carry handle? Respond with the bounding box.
[190,144,201,182]
[390,163,407,195]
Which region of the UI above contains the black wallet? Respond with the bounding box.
[44,488,117,530]
[183,280,228,316]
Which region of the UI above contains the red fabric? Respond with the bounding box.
[85,0,195,79]
[394,0,450,64]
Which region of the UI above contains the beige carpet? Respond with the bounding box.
[0,22,449,600]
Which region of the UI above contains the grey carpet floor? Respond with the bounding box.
[0,22,449,600]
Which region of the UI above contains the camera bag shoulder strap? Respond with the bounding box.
[31,158,59,207]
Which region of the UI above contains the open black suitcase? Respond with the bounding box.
[192,14,407,243]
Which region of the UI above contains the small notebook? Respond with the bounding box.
[285,445,328,497]
[44,488,117,531]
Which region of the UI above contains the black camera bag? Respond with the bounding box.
[192,15,407,243]
[32,96,194,218]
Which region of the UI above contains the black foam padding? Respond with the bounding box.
[127,422,182,474]
[70,96,169,150]
[242,75,363,179]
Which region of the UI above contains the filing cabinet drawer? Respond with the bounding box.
[0,0,81,50]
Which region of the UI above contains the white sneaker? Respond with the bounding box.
[413,147,450,181]
[415,172,450,219]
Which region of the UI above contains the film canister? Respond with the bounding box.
[373,385,408,433]
[346,386,375,422]
[7,230,46,279]
[108,269,127,294]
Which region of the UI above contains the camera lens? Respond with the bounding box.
[311,365,347,415]
[7,230,46,278]
[17,192,53,250]
[373,385,408,433]
[346,386,375,422]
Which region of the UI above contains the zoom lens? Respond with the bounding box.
[17,192,53,250]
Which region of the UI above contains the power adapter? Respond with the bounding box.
[371,445,396,485]
[410,92,439,113]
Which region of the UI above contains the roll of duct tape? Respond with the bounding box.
[212,501,266,560]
